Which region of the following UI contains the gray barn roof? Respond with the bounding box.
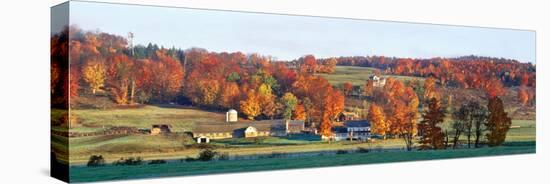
[344,120,370,127]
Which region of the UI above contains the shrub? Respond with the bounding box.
[184,157,196,162]
[148,159,167,165]
[217,152,230,160]
[113,157,143,166]
[86,155,105,167]
[268,152,288,158]
[253,137,265,144]
[336,150,348,154]
[357,147,370,153]
[198,148,217,161]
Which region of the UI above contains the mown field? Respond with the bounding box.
[317,66,426,86]
[69,142,535,183]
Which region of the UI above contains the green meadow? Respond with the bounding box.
[318,66,426,86]
[69,142,535,183]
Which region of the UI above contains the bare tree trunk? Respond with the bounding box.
[130,79,135,104]
[452,129,461,149]
[444,130,449,149]
[466,119,473,148]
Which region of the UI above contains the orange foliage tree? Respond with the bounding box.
[485,78,506,99]
[367,103,387,138]
[293,104,306,120]
[342,82,353,96]
[517,87,529,106]
[418,98,446,150]
[106,54,133,104]
[240,90,261,120]
[486,97,512,147]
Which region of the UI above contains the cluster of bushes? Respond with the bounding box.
[148,159,167,165]
[113,157,143,166]
[86,145,233,168]
[356,147,370,153]
[87,155,170,167]
[266,152,288,158]
[86,155,105,167]
[336,150,348,154]
[184,144,230,162]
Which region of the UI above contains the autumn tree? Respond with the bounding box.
[281,92,298,120]
[342,82,353,96]
[324,89,345,122]
[485,78,506,99]
[293,104,306,120]
[423,77,438,101]
[418,98,446,150]
[82,61,106,94]
[260,90,278,119]
[300,55,317,74]
[317,87,345,142]
[364,80,374,97]
[152,50,184,102]
[486,97,512,147]
[106,54,133,104]
[367,103,387,139]
[195,79,220,106]
[517,87,529,106]
[385,80,419,151]
[219,82,240,109]
[69,67,80,99]
[240,90,261,120]
[51,62,61,95]
[388,101,416,151]
[318,57,337,73]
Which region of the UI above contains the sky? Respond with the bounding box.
[67,1,536,63]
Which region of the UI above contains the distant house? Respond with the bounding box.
[338,112,359,121]
[332,120,371,141]
[150,124,172,135]
[192,120,305,142]
[369,75,386,87]
[244,126,260,138]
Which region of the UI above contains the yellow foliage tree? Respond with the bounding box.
[82,61,106,94]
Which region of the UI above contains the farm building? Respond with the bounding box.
[369,75,386,87]
[192,120,305,142]
[150,124,172,135]
[338,112,359,121]
[332,120,371,141]
[226,109,238,122]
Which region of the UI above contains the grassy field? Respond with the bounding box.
[59,105,535,165]
[67,134,407,164]
[440,119,536,142]
[69,105,229,133]
[69,142,535,183]
[57,96,535,182]
[318,66,426,86]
